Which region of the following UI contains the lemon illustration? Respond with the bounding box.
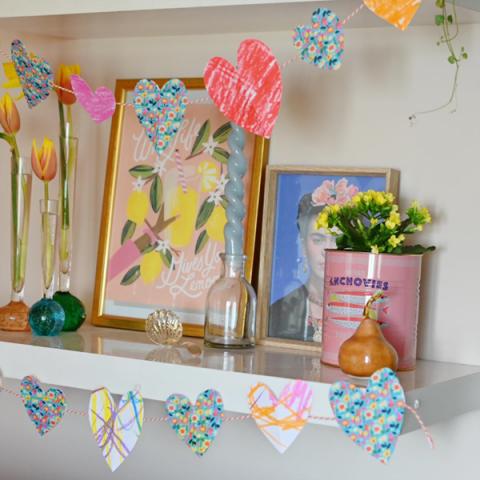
[140,251,163,284]
[197,161,219,192]
[206,205,227,242]
[166,186,198,248]
[127,191,149,225]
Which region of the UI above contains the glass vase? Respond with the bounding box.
[0,156,32,331]
[29,199,65,336]
[53,135,86,331]
[204,254,256,348]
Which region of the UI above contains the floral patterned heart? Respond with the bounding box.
[248,380,313,453]
[293,8,345,71]
[20,375,66,436]
[329,368,405,464]
[204,39,282,139]
[363,0,421,31]
[11,39,53,108]
[165,389,224,456]
[133,78,188,156]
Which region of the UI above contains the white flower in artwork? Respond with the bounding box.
[202,136,219,156]
[153,158,167,176]
[155,239,170,254]
[215,174,229,194]
[207,190,223,206]
[132,178,146,191]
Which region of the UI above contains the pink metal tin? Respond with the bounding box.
[321,250,423,371]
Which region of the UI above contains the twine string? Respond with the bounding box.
[402,402,435,449]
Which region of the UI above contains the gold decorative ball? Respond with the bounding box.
[146,309,183,345]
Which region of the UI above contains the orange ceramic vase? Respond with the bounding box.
[338,292,398,377]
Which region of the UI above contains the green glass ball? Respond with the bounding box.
[53,291,86,332]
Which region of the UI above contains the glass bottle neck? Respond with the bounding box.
[221,254,246,278]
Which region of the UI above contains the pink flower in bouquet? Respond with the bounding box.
[312,178,359,206]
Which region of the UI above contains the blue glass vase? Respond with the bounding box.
[29,199,65,336]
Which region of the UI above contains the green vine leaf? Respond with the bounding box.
[150,175,163,213]
[212,146,229,164]
[435,14,445,25]
[121,220,136,245]
[195,198,215,230]
[120,265,140,286]
[159,249,173,268]
[190,120,210,157]
[212,122,232,144]
[195,230,209,254]
[129,165,155,178]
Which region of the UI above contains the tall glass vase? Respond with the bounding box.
[0,156,32,331]
[53,135,86,331]
[29,200,65,336]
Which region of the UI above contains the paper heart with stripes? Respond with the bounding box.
[363,0,421,31]
[204,39,282,138]
[11,39,53,108]
[89,388,144,472]
[329,368,405,464]
[133,78,188,156]
[20,375,66,436]
[165,389,224,456]
[248,380,313,453]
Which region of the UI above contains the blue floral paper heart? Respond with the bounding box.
[20,375,66,436]
[329,368,405,464]
[165,389,224,456]
[11,39,53,108]
[133,78,188,156]
[293,8,345,70]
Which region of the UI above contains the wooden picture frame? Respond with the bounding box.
[257,166,399,351]
[91,78,269,336]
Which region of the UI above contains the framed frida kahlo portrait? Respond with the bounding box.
[257,166,399,351]
[92,78,269,336]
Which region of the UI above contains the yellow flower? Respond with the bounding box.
[370,218,378,226]
[0,93,20,134]
[31,137,57,181]
[197,161,219,192]
[316,211,329,230]
[388,234,405,249]
[372,191,387,205]
[352,193,363,204]
[385,211,401,230]
[371,245,379,254]
[420,207,432,224]
[55,64,81,105]
[385,192,395,203]
[2,62,24,100]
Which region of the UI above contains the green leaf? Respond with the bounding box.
[195,198,215,230]
[195,230,209,254]
[213,122,232,144]
[159,249,173,268]
[212,146,229,164]
[462,52,468,59]
[448,55,456,64]
[447,14,453,23]
[190,120,210,157]
[120,265,140,286]
[129,165,155,178]
[435,0,445,7]
[220,195,228,209]
[141,244,156,254]
[121,220,136,245]
[149,175,163,213]
[400,245,436,254]
[435,14,445,26]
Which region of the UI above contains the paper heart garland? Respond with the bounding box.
[165,389,224,456]
[89,388,144,472]
[204,39,282,139]
[11,39,53,108]
[329,368,405,464]
[20,375,66,436]
[133,78,188,156]
[363,0,421,31]
[70,75,115,124]
[293,8,345,70]
[248,380,313,454]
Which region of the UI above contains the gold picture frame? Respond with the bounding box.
[257,166,399,351]
[92,78,269,336]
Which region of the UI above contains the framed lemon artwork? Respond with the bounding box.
[92,78,269,336]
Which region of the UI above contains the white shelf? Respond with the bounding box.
[0,1,479,39]
[0,325,479,433]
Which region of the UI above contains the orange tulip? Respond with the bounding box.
[0,93,20,134]
[31,137,57,181]
[55,64,81,105]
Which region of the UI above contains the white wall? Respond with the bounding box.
[0,21,479,480]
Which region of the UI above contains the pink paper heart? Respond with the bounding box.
[204,39,282,139]
[70,74,115,124]
[248,380,313,453]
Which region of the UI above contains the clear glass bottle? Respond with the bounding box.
[29,199,65,336]
[204,254,256,348]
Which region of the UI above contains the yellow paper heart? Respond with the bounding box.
[363,0,421,31]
